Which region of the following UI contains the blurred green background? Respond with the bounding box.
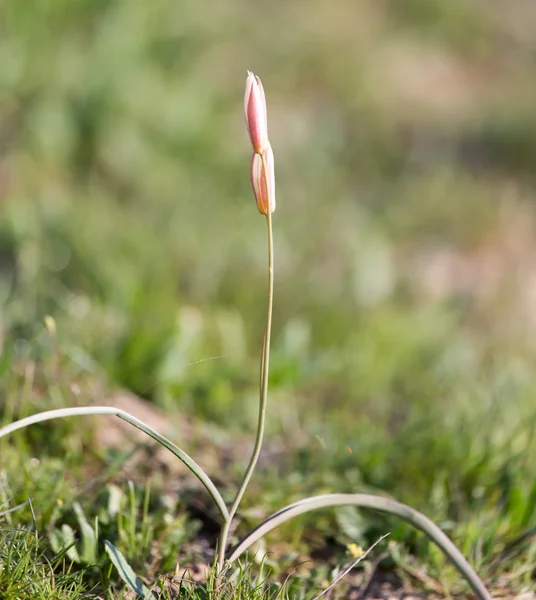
[2,0,536,590]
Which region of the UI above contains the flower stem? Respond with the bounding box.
[217,154,274,569]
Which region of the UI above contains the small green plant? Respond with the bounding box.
[0,527,86,600]
[0,72,492,599]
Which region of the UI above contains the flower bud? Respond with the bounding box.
[250,142,275,215]
[244,71,268,155]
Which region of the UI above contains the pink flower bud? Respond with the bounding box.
[250,142,275,215]
[244,71,268,155]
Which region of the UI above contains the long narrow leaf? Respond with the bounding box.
[0,406,229,520]
[73,502,97,563]
[0,500,30,518]
[228,493,491,600]
[104,540,153,599]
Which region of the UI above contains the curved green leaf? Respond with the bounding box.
[0,406,229,521]
[228,493,491,600]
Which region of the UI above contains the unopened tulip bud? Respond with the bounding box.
[250,142,275,215]
[244,71,268,155]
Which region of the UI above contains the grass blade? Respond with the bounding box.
[311,533,389,600]
[0,500,30,518]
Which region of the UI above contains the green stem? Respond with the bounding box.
[0,406,229,521]
[217,154,274,569]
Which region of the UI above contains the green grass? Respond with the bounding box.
[0,528,87,600]
[1,0,536,597]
